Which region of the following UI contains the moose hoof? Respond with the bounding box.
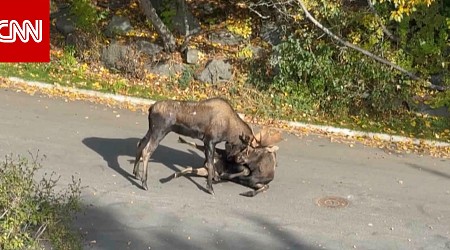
[206,185,215,195]
[142,181,148,191]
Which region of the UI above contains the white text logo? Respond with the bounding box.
[0,20,42,43]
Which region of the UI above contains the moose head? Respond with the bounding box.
[227,127,283,164]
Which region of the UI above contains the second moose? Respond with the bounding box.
[174,129,281,197]
[134,97,272,195]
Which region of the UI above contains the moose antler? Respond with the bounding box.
[251,127,283,147]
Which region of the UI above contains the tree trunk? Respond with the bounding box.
[139,0,176,52]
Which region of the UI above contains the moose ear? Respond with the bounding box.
[239,133,252,144]
[266,146,279,153]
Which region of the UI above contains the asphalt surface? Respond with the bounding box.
[1,88,449,250]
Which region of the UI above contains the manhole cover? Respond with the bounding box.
[316,196,349,208]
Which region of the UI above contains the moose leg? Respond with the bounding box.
[240,184,269,197]
[140,133,165,190]
[178,137,206,152]
[233,174,273,197]
[220,167,250,180]
[204,140,216,195]
[133,132,151,178]
[137,123,169,190]
[173,167,208,178]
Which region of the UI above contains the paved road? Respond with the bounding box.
[1,88,449,250]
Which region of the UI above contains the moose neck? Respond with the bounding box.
[228,114,253,144]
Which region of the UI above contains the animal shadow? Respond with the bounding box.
[82,137,208,192]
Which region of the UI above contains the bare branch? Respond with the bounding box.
[0,209,8,220]
[34,223,48,240]
[428,83,450,91]
[248,0,296,20]
[366,0,400,43]
[296,0,420,80]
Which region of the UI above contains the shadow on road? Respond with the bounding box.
[234,212,320,250]
[74,204,146,250]
[406,163,450,180]
[75,203,319,250]
[81,137,208,192]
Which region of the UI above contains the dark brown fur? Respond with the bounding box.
[174,137,278,197]
[133,97,253,194]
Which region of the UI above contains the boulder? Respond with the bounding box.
[104,15,132,38]
[136,40,163,56]
[183,48,200,64]
[209,30,244,46]
[54,6,76,35]
[196,59,233,84]
[260,22,283,46]
[146,62,185,77]
[101,42,136,73]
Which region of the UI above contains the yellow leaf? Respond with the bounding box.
[92,82,102,90]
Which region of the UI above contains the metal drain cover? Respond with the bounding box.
[316,196,349,208]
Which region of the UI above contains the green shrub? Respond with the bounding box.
[397,2,449,77]
[0,154,82,250]
[270,36,412,117]
[70,0,102,30]
[160,2,176,30]
[178,66,195,89]
[431,90,450,109]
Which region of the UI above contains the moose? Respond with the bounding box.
[133,97,279,195]
[173,131,281,197]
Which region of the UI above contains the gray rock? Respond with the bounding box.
[136,40,163,56]
[101,42,136,73]
[260,22,283,46]
[54,7,76,35]
[209,30,244,46]
[105,15,132,38]
[250,46,265,59]
[201,2,214,15]
[50,3,69,19]
[196,59,233,84]
[104,0,130,10]
[65,33,77,47]
[184,48,199,64]
[430,74,445,85]
[146,62,185,77]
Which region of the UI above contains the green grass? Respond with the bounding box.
[0,59,166,102]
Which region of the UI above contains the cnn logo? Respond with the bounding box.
[0,0,49,62]
[0,20,42,43]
